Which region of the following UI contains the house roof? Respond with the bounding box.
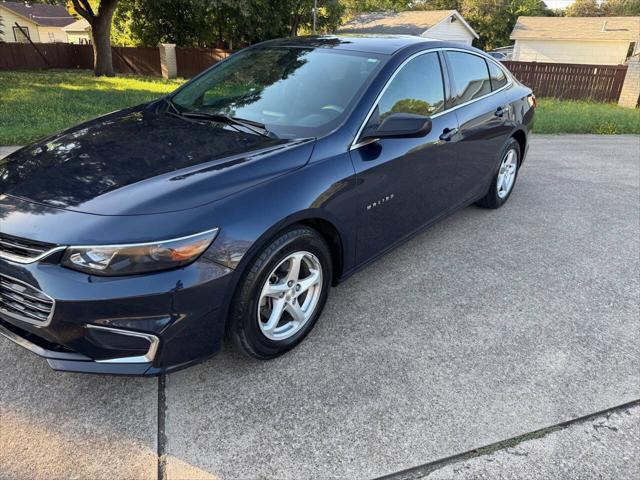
[0,1,76,28]
[338,10,478,39]
[62,18,91,32]
[511,16,640,42]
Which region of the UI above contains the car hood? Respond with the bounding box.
[0,104,315,215]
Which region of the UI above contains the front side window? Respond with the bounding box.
[172,46,384,138]
[447,51,492,105]
[376,52,445,120]
[487,60,508,91]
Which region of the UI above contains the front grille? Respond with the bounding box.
[0,232,58,263]
[0,274,54,325]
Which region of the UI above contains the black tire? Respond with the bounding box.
[476,138,521,209]
[228,225,332,360]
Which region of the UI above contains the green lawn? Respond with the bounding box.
[0,70,185,145]
[0,70,638,145]
[534,98,640,135]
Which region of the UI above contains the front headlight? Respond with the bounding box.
[61,228,219,276]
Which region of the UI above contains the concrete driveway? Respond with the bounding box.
[1,135,639,479]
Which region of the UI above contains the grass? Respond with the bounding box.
[534,98,640,135]
[0,70,638,145]
[0,70,185,145]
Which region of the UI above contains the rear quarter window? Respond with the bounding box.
[487,60,508,90]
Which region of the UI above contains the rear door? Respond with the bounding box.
[443,51,512,201]
[349,51,460,264]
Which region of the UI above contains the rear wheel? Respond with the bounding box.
[228,225,332,359]
[477,138,521,209]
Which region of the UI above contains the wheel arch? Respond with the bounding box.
[230,210,347,290]
[510,128,527,165]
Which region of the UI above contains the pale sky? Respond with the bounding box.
[544,0,575,9]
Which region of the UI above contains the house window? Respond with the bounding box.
[13,25,31,43]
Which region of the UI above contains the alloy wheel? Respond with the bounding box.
[258,251,323,341]
[496,148,518,199]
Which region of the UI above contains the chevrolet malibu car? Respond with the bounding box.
[0,36,535,375]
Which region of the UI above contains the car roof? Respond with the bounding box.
[259,35,476,55]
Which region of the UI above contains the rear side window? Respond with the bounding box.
[446,51,492,105]
[377,52,445,118]
[487,60,508,90]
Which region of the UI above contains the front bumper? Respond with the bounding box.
[0,252,234,375]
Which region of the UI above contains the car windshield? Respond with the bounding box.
[171,46,384,138]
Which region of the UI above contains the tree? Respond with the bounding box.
[412,0,461,10]
[341,0,411,16]
[460,0,550,50]
[565,0,608,16]
[111,0,344,48]
[71,0,120,76]
[606,0,640,15]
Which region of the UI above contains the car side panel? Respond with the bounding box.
[451,90,513,201]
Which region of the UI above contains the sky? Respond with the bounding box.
[544,0,575,9]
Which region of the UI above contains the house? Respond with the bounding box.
[337,10,479,46]
[0,1,75,43]
[62,18,91,45]
[510,16,640,65]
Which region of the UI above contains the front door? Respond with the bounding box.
[349,51,460,264]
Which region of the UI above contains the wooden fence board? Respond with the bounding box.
[0,43,231,77]
[175,47,232,78]
[503,60,628,102]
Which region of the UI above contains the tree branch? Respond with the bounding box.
[79,0,95,17]
[71,0,95,22]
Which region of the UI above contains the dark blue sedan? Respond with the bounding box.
[0,36,535,375]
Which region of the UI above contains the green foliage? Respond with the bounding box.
[111,0,345,48]
[533,98,640,134]
[390,98,433,116]
[607,0,640,15]
[341,0,411,16]
[460,0,550,50]
[565,0,605,16]
[0,70,183,145]
[411,0,461,10]
[565,0,640,17]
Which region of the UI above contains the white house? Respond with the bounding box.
[337,10,479,46]
[62,18,92,45]
[510,16,640,65]
[0,1,75,43]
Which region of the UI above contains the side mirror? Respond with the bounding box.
[362,113,432,140]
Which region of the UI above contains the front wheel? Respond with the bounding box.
[477,138,521,209]
[228,225,332,360]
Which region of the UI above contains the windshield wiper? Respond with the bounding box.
[179,111,276,138]
[162,96,181,115]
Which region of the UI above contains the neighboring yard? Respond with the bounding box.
[0,70,638,145]
[0,70,184,146]
[534,98,640,135]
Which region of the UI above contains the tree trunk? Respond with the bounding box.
[91,17,114,77]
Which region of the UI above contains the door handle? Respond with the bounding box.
[439,127,458,142]
[494,106,507,117]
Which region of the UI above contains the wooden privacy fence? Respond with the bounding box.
[0,42,232,77]
[175,47,232,78]
[503,61,628,103]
